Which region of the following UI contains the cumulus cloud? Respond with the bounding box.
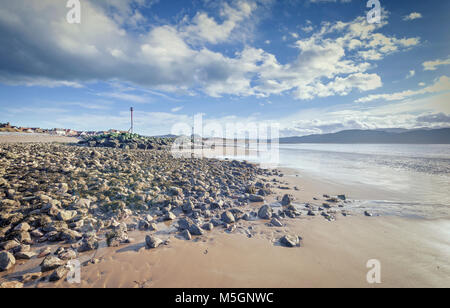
[0,0,419,100]
[403,12,422,21]
[423,56,450,71]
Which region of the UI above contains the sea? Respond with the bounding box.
[219,143,450,219]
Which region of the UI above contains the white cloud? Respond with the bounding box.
[171,106,184,112]
[403,12,422,21]
[0,1,420,101]
[423,56,450,71]
[406,70,415,79]
[356,76,450,103]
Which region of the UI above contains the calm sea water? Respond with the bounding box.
[220,143,450,219]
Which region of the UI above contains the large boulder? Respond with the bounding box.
[189,224,204,236]
[258,205,273,220]
[145,235,163,249]
[221,211,235,224]
[280,235,302,248]
[249,195,264,202]
[0,251,15,271]
[281,194,294,206]
[41,255,65,272]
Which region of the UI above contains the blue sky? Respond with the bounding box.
[0,0,449,136]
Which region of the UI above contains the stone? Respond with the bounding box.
[189,224,204,236]
[1,240,20,251]
[169,186,183,196]
[37,247,52,258]
[280,235,301,248]
[57,210,78,222]
[13,222,31,232]
[258,204,273,219]
[281,194,294,206]
[181,229,192,241]
[58,249,77,260]
[0,281,23,288]
[177,218,193,230]
[49,266,69,282]
[202,223,214,231]
[221,211,235,224]
[0,251,16,271]
[41,255,65,272]
[14,251,36,260]
[183,201,195,213]
[271,218,283,227]
[20,272,42,283]
[249,195,264,202]
[145,235,163,249]
[337,195,346,201]
[165,212,176,221]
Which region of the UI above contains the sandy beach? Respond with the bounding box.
[0,133,79,144]
[0,135,449,288]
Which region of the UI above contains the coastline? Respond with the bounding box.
[0,135,449,288]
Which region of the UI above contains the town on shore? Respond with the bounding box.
[0,122,125,138]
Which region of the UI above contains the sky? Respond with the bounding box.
[0,0,449,137]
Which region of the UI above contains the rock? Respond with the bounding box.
[77,236,98,252]
[37,247,52,258]
[177,218,193,231]
[0,251,16,271]
[337,195,346,201]
[15,231,32,244]
[74,198,91,208]
[202,223,214,231]
[0,281,23,288]
[307,210,317,216]
[145,235,163,249]
[13,222,31,232]
[138,220,150,231]
[189,224,204,236]
[258,204,273,219]
[15,251,36,260]
[49,266,69,282]
[281,194,294,206]
[181,229,192,241]
[169,186,183,196]
[183,201,195,213]
[271,218,283,227]
[1,240,20,251]
[249,195,264,202]
[41,255,65,272]
[20,272,42,283]
[57,210,78,222]
[221,211,235,224]
[58,249,77,260]
[280,235,301,248]
[226,225,236,233]
[164,212,176,221]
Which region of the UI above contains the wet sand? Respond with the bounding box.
[44,216,449,288]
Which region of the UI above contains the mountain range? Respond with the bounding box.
[279,128,450,144]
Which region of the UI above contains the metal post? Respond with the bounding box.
[130,107,134,134]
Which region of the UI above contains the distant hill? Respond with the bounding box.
[279,128,450,144]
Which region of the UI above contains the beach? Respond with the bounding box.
[0,134,449,288]
[0,133,78,144]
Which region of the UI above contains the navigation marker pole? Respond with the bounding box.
[130,107,134,134]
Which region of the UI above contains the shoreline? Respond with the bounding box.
[0,136,449,288]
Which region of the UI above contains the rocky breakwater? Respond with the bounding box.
[0,141,289,286]
[78,133,175,151]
